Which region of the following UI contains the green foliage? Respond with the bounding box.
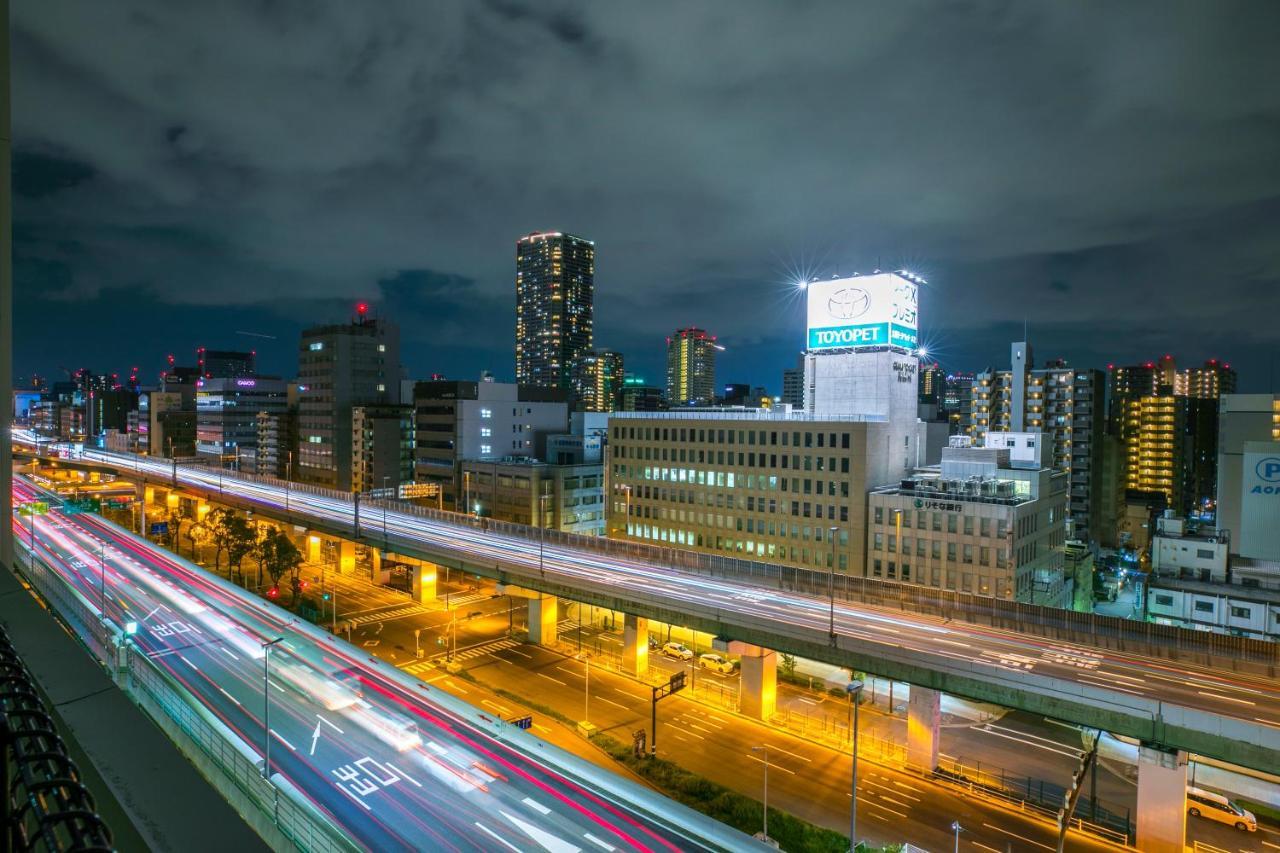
[779,653,798,679]
[259,528,303,600]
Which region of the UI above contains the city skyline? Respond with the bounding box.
[12,3,1280,392]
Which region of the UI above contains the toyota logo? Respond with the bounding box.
[827,287,871,320]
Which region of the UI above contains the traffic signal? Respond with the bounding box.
[322,592,331,601]
[267,587,279,598]
[299,579,309,590]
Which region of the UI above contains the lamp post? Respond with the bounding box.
[847,679,864,850]
[751,745,771,843]
[828,525,840,644]
[583,654,591,725]
[950,820,963,853]
[261,637,285,779]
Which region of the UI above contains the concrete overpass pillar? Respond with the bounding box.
[622,614,649,677]
[370,548,388,584]
[305,533,322,564]
[739,646,777,720]
[528,595,558,646]
[1136,745,1187,853]
[906,686,941,771]
[336,540,356,575]
[410,564,437,604]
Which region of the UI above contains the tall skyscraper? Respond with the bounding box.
[515,232,595,391]
[665,327,719,406]
[1176,359,1237,399]
[780,354,805,408]
[572,350,624,412]
[197,348,256,379]
[297,306,401,491]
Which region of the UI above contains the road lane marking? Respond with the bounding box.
[270,729,296,751]
[1259,841,1280,850]
[316,715,344,734]
[267,679,287,694]
[537,672,568,686]
[665,723,703,740]
[596,696,629,710]
[971,843,1001,852]
[759,743,812,763]
[522,797,551,815]
[143,605,162,620]
[481,699,512,715]
[219,646,240,661]
[534,724,551,734]
[217,687,242,707]
[500,810,580,853]
[746,753,796,774]
[503,647,532,659]
[178,655,199,671]
[473,819,522,845]
[981,823,1053,850]
[974,724,1080,758]
[583,833,616,851]
[857,795,905,819]
[335,784,372,811]
[1255,718,1280,728]
[386,763,422,787]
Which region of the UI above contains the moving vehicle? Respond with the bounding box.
[661,641,694,661]
[1187,786,1257,832]
[698,653,737,674]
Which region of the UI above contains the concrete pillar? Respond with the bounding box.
[622,614,649,677]
[906,686,941,771]
[336,540,356,575]
[305,533,322,564]
[1136,746,1187,853]
[196,498,210,521]
[739,646,777,720]
[370,548,390,585]
[528,595,558,646]
[410,564,437,604]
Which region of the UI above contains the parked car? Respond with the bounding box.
[698,653,737,674]
[1187,787,1257,832]
[661,641,694,661]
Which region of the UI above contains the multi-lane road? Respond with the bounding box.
[71,445,1280,759]
[12,478,758,852]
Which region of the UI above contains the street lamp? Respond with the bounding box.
[261,637,285,780]
[828,525,840,644]
[950,820,963,853]
[751,745,771,843]
[847,679,864,850]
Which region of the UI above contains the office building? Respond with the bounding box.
[918,362,944,406]
[459,458,605,536]
[620,375,666,412]
[413,378,569,509]
[297,309,401,491]
[961,344,1104,541]
[943,372,975,435]
[607,410,892,573]
[195,376,288,465]
[666,328,719,406]
[197,348,256,379]
[780,354,805,409]
[720,384,751,406]
[1216,393,1280,561]
[515,231,595,392]
[868,438,1070,607]
[351,404,415,494]
[571,350,624,413]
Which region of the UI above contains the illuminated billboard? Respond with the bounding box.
[805,272,918,351]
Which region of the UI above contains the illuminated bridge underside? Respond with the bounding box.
[60,451,1280,774]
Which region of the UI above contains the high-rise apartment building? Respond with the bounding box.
[515,232,595,392]
[256,408,298,479]
[961,344,1104,540]
[943,372,975,435]
[572,350,624,412]
[665,327,719,406]
[297,310,401,491]
[351,404,415,494]
[1176,359,1238,400]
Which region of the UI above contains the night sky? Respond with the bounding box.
[12,3,1280,391]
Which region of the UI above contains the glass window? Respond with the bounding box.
[1194,600,1214,613]
[980,517,991,538]
[963,516,973,535]
[874,506,883,524]
[873,533,883,551]
[947,515,957,534]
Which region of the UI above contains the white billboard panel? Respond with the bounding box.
[1241,446,1280,560]
[806,273,918,351]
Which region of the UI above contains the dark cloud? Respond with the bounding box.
[11,1,1280,389]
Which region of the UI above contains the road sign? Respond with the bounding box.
[150,522,169,536]
[17,501,49,516]
[398,482,440,499]
[511,716,533,730]
[63,497,101,515]
[653,670,687,701]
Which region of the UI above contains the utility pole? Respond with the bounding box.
[751,745,771,843]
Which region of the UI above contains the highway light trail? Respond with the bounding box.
[12,477,755,852]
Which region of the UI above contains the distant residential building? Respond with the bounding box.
[195,377,288,466]
[665,327,719,406]
[781,354,805,409]
[351,404,415,494]
[297,309,401,491]
[459,458,605,537]
[619,374,666,412]
[256,408,299,479]
[943,372,975,435]
[572,350,624,412]
[1150,514,1229,583]
[1118,395,1217,517]
[515,231,595,392]
[1175,359,1237,400]
[413,379,568,510]
[868,439,1070,607]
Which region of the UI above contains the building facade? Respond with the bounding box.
[195,377,288,465]
[297,313,400,490]
[572,350,624,413]
[413,379,569,510]
[459,458,605,537]
[256,408,298,479]
[867,443,1070,606]
[351,404,415,494]
[665,328,719,407]
[620,375,665,412]
[515,232,595,392]
[781,354,805,409]
[1215,394,1280,559]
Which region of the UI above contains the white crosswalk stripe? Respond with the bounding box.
[399,638,521,674]
[344,604,428,626]
[441,591,493,608]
